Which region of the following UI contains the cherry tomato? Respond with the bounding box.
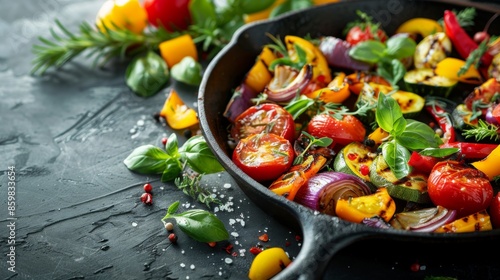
[143,0,191,31]
[428,160,493,217]
[231,103,295,143]
[489,192,500,229]
[232,133,294,183]
[306,114,366,151]
[346,26,388,46]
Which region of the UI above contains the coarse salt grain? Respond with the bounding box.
[223,183,231,189]
[132,222,138,227]
[180,263,186,268]
[190,264,195,270]
[231,232,239,237]
[224,258,233,264]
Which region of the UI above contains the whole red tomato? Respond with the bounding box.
[231,103,295,143]
[490,192,500,229]
[346,26,388,46]
[143,0,191,31]
[306,114,366,151]
[232,133,294,183]
[428,160,493,217]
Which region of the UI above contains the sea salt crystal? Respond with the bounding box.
[132,222,138,227]
[229,219,236,225]
[190,264,195,270]
[231,232,239,237]
[223,183,231,189]
[224,258,233,264]
[180,263,186,268]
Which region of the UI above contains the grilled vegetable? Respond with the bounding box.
[413,32,452,69]
[434,210,492,233]
[404,68,457,97]
[335,187,396,223]
[333,141,377,183]
[369,154,430,204]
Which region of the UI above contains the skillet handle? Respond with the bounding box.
[273,213,375,280]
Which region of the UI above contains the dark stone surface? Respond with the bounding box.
[0,1,499,280]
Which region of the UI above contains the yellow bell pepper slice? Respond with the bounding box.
[434,210,492,233]
[335,187,396,223]
[159,89,199,130]
[284,35,332,84]
[96,0,148,34]
[248,247,292,280]
[471,144,500,181]
[159,34,198,68]
[367,127,389,146]
[305,72,350,103]
[435,57,482,84]
[395,18,443,38]
[244,46,277,93]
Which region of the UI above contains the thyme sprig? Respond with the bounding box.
[174,173,221,208]
[462,119,499,142]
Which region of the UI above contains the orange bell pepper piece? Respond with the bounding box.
[285,35,332,84]
[159,34,198,68]
[159,89,198,130]
[344,72,390,95]
[471,144,500,181]
[335,187,396,223]
[305,72,351,103]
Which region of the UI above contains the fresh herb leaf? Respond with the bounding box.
[376,58,406,86]
[125,51,170,97]
[123,145,170,174]
[458,39,488,76]
[162,201,229,242]
[171,56,203,86]
[385,35,417,59]
[419,147,459,157]
[349,40,386,64]
[179,135,225,174]
[382,141,411,180]
[397,119,443,150]
[269,0,313,18]
[462,119,499,142]
[161,157,183,182]
[293,131,332,165]
[174,173,221,207]
[284,96,315,120]
[165,133,180,159]
[376,93,406,136]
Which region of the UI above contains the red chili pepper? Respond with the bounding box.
[425,104,456,144]
[440,142,499,159]
[443,10,493,77]
[408,151,440,174]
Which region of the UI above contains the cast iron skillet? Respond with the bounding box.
[199,0,500,278]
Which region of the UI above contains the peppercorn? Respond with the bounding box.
[168,233,177,243]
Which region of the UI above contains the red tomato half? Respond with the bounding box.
[143,0,191,31]
[232,133,294,183]
[231,103,295,143]
[346,26,388,46]
[428,160,493,217]
[490,192,500,229]
[306,114,366,151]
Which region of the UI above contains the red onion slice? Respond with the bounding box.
[318,36,371,71]
[294,171,372,216]
[264,64,312,103]
[390,206,458,232]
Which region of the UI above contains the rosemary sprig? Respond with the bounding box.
[31,20,181,75]
[462,119,499,142]
[458,39,488,76]
[174,173,221,208]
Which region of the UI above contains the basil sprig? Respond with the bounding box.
[162,201,229,242]
[123,134,225,182]
[349,36,416,86]
[376,94,456,179]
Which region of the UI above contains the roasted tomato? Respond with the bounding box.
[344,11,388,46]
[428,160,494,217]
[306,114,366,151]
[232,133,294,183]
[143,0,191,31]
[231,103,295,143]
[490,192,500,229]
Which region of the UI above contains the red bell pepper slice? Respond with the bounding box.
[443,10,493,67]
[425,103,456,144]
[440,142,499,160]
[408,151,440,174]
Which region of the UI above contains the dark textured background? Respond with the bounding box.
[0,1,499,279]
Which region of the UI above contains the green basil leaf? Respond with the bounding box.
[125,51,169,97]
[239,0,275,14]
[385,36,416,60]
[167,201,180,215]
[269,0,313,18]
[376,93,406,135]
[165,133,180,158]
[376,58,406,86]
[179,135,225,174]
[123,144,169,174]
[397,119,442,150]
[284,96,315,120]
[419,147,459,157]
[349,40,386,64]
[189,0,217,27]
[171,56,203,86]
[165,209,229,242]
[382,141,411,179]
[160,157,183,182]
